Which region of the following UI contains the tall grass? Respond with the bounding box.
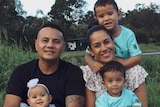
[0,43,160,106]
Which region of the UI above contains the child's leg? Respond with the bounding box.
[134,82,148,107]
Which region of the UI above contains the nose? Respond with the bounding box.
[47,40,54,48]
[104,15,109,21]
[112,81,117,86]
[37,96,42,101]
[101,44,107,51]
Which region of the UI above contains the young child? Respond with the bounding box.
[96,61,141,107]
[85,0,148,106]
[27,78,55,107]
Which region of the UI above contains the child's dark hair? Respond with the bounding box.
[86,25,112,48]
[99,61,126,79]
[94,0,119,14]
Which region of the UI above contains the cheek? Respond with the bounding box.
[90,48,99,56]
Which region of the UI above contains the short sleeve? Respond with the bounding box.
[80,65,106,98]
[65,65,85,97]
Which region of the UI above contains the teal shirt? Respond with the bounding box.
[114,25,142,59]
[96,88,141,107]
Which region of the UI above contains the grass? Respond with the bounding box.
[0,43,160,106]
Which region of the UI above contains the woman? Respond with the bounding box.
[80,25,148,107]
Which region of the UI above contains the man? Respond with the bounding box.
[3,22,85,107]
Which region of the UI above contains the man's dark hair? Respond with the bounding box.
[36,22,65,40]
[99,61,126,79]
[41,22,64,35]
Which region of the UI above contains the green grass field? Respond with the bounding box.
[0,43,160,106]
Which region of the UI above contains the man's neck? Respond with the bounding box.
[38,59,59,75]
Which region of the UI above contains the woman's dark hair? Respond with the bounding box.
[99,61,126,79]
[86,25,112,48]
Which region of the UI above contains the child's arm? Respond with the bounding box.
[116,55,141,69]
[85,53,103,73]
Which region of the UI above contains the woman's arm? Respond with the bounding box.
[85,88,96,107]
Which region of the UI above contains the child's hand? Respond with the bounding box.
[85,53,103,73]
[89,61,103,73]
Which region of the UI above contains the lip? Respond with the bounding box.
[100,49,111,57]
[37,101,43,105]
[44,50,55,53]
[103,22,112,28]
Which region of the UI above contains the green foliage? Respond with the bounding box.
[0,43,37,90]
[141,55,160,107]
[121,3,160,43]
[139,43,160,52]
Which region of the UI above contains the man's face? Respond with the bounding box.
[35,27,65,61]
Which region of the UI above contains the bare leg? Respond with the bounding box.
[134,82,148,107]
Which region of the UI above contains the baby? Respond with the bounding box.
[27,78,55,107]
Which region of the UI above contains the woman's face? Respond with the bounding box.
[89,30,115,64]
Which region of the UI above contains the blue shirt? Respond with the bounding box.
[96,88,141,107]
[114,25,142,59]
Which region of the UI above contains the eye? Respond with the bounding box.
[53,39,61,44]
[42,38,48,43]
[97,14,104,18]
[107,79,112,83]
[41,94,45,97]
[32,96,37,99]
[117,78,123,82]
[104,40,110,45]
[93,44,100,48]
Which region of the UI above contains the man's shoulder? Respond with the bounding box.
[59,59,82,74]
[17,59,38,68]
[13,59,38,73]
[60,59,80,69]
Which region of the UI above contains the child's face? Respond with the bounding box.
[95,4,121,31]
[102,71,125,97]
[27,85,52,107]
[89,30,115,64]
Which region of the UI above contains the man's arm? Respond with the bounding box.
[65,95,85,107]
[3,94,21,107]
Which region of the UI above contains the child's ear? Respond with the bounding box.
[124,78,127,83]
[101,80,105,85]
[27,99,31,106]
[117,10,122,20]
[49,95,52,103]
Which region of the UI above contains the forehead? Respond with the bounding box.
[37,27,63,39]
[95,4,116,13]
[104,71,124,78]
[30,85,47,94]
[90,30,111,42]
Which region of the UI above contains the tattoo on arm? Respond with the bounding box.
[65,95,85,107]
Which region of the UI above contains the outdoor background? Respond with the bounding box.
[0,0,160,107]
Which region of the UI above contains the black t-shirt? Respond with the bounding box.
[6,59,85,107]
